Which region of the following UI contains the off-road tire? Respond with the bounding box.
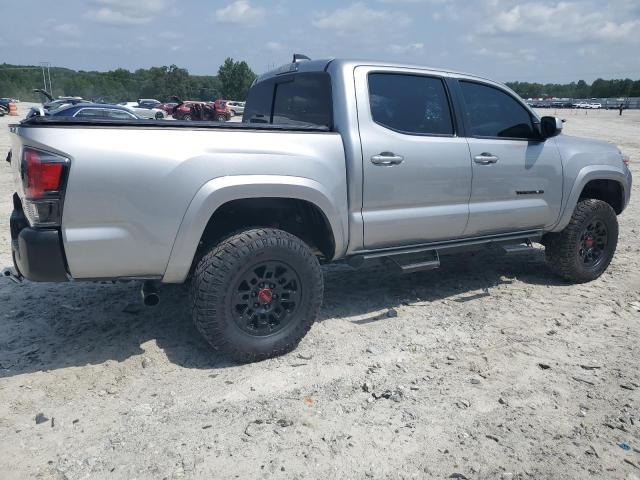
[544,199,618,283]
[191,228,323,362]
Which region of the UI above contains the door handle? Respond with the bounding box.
[473,153,499,165]
[371,152,404,166]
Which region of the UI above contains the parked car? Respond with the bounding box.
[156,102,178,115]
[119,101,166,119]
[26,103,142,120]
[214,100,232,121]
[172,100,230,121]
[171,101,202,120]
[137,98,161,109]
[0,97,13,112]
[588,103,602,109]
[6,56,632,362]
[33,89,86,111]
[227,101,245,116]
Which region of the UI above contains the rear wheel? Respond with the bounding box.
[191,228,323,362]
[216,114,227,122]
[544,199,618,283]
[183,114,192,121]
[155,111,164,119]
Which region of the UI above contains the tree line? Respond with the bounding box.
[506,78,640,99]
[0,58,256,103]
[3,59,637,103]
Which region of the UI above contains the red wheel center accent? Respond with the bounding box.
[584,235,594,248]
[257,288,273,305]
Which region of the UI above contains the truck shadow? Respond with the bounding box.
[0,248,562,377]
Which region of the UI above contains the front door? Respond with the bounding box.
[456,80,564,236]
[355,67,473,250]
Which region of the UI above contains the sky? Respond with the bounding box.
[1,0,639,83]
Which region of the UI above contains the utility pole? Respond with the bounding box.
[47,63,53,96]
[39,62,53,96]
[40,62,47,92]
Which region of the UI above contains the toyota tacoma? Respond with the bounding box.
[5,56,632,361]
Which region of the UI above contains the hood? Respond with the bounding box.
[554,134,623,168]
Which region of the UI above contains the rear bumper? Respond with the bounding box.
[10,195,69,282]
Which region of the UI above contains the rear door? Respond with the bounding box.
[355,67,472,249]
[455,79,563,236]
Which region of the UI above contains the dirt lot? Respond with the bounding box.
[0,105,639,480]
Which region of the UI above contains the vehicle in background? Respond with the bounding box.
[26,103,142,120]
[119,101,166,119]
[156,102,178,115]
[33,89,86,111]
[172,100,230,121]
[588,103,602,109]
[6,56,632,362]
[0,97,14,112]
[171,101,201,120]
[227,101,245,116]
[212,99,232,121]
[138,99,161,109]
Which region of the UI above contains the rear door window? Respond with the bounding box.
[368,73,454,135]
[243,72,333,128]
[272,74,332,128]
[459,81,535,139]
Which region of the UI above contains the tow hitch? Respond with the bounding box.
[2,267,23,284]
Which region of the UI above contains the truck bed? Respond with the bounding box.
[19,116,330,132]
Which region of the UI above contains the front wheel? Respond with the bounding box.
[182,114,192,121]
[216,114,227,122]
[544,199,618,283]
[155,111,164,119]
[191,228,323,362]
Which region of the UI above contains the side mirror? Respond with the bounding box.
[540,116,563,139]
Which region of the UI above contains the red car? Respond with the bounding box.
[172,100,231,121]
[156,102,178,115]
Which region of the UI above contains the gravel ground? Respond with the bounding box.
[0,105,639,480]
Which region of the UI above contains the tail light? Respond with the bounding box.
[20,147,70,227]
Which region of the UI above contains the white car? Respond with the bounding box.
[588,103,602,109]
[119,101,166,119]
[226,101,245,116]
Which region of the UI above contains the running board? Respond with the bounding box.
[347,230,542,271]
[388,250,440,274]
[501,242,536,255]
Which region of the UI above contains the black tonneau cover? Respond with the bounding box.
[19,116,330,132]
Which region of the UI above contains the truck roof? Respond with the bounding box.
[255,57,499,86]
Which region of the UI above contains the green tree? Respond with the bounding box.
[217,57,256,100]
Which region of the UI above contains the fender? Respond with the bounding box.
[162,175,348,283]
[551,165,629,232]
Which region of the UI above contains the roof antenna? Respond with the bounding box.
[292,53,311,63]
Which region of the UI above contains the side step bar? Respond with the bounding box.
[347,230,542,274]
[388,250,440,274]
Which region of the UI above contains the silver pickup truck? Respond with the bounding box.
[5,57,632,362]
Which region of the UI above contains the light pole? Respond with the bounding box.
[39,62,53,96]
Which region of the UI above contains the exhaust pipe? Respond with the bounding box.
[141,280,160,306]
[2,267,23,284]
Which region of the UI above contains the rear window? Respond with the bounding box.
[243,72,332,129]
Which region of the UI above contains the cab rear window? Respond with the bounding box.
[243,72,333,129]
